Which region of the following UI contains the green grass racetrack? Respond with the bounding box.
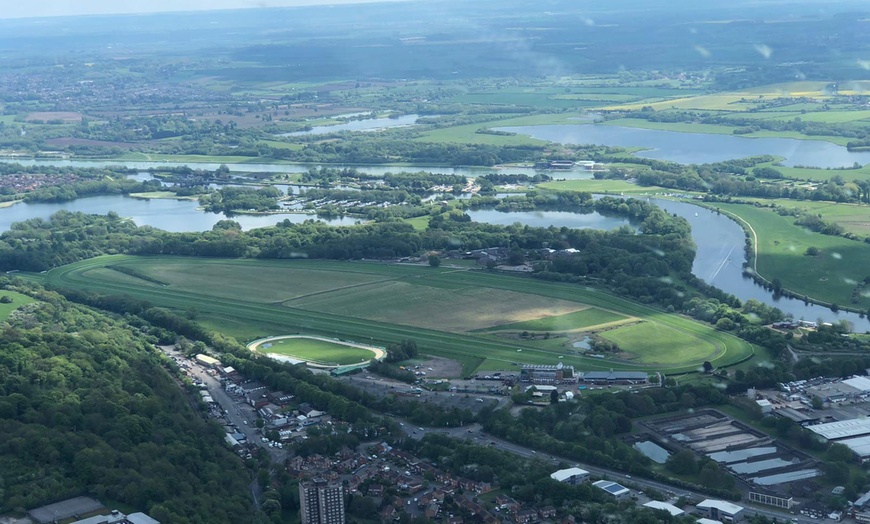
[29,255,756,375]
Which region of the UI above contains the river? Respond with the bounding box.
[496,124,870,168]
[462,202,870,331]
[3,159,596,179]
[648,198,870,331]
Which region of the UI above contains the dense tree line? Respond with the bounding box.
[199,186,283,213]
[621,107,870,141]
[24,178,163,203]
[0,197,687,273]
[0,283,251,522]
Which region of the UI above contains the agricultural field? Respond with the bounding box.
[595,81,870,144]
[752,161,870,183]
[603,81,870,112]
[729,198,870,238]
[31,255,756,375]
[714,202,870,310]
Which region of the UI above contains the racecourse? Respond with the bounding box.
[31,255,757,375]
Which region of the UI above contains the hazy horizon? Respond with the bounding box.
[0,0,409,20]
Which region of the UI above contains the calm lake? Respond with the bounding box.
[465,209,631,230]
[0,195,360,233]
[278,114,425,136]
[496,124,870,168]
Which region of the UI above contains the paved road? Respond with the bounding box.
[398,417,810,523]
[161,347,287,463]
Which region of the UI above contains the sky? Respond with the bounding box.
[0,0,406,19]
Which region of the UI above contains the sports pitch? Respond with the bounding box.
[34,256,757,375]
[248,335,384,368]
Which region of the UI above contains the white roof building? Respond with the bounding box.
[549,467,590,484]
[126,514,161,524]
[592,480,630,498]
[696,500,743,522]
[643,500,684,516]
[696,519,724,524]
[807,418,870,441]
[843,376,870,393]
[838,434,870,461]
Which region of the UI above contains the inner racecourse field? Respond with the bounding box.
[32,256,757,375]
[248,335,385,368]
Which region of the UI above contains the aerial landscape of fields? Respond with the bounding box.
[2,0,870,522]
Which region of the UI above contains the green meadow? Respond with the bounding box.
[715,202,870,310]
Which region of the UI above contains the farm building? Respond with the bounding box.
[642,500,684,516]
[521,363,574,385]
[592,480,630,499]
[696,499,743,522]
[549,467,590,485]
[580,370,648,385]
[195,353,221,369]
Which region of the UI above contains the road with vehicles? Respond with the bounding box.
[402,419,810,524]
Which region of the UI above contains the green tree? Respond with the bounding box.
[428,254,441,267]
[665,450,698,475]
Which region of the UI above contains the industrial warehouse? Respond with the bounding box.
[808,418,870,462]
